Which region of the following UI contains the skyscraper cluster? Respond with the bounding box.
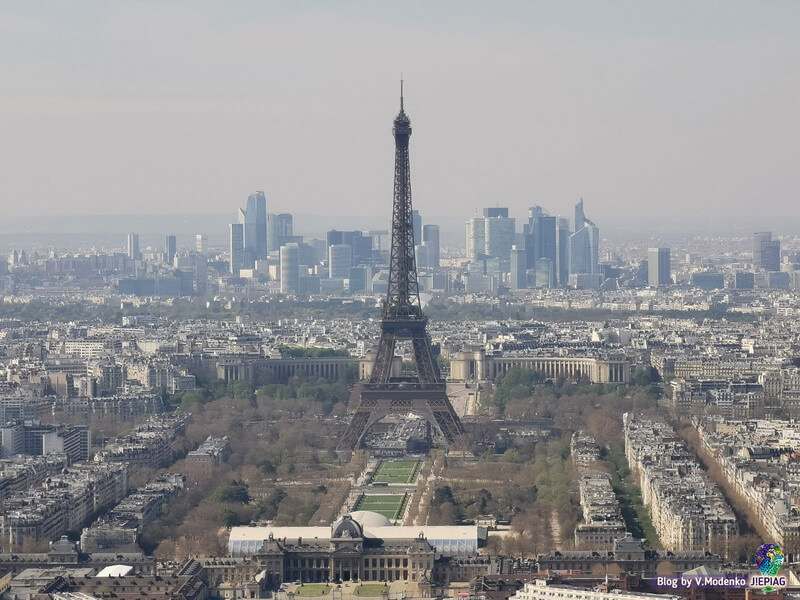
[58,95,799,303]
[221,188,448,296]
[228,192,305,277]
[466,199,600,291]
[117,230,207,296]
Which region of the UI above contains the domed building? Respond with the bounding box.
[346,511,393,528]
[228,511,487,586]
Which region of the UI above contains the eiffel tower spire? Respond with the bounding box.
[338,87,465,451]
[383,79,420,321]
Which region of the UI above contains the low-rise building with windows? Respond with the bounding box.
[228,512,487,586]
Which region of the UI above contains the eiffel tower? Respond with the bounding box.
[339,84,465,450]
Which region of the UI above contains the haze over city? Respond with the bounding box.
[2,1,799,235]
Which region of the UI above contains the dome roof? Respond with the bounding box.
[348,510,393,528]
[331,514,364,539]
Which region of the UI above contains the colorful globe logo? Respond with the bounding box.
[755,543,784,576]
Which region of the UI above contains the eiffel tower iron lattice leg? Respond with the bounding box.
[339,84,465,451]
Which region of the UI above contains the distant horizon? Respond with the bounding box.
[0,210,796,255]
[0,208,795,234]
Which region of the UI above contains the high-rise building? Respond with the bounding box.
[569,225,600,276]
[348,266,371,293]
[195,234,207,254]
[535,258,554,288]
[574,198,586,231]
[239,191,268,267]
[569,200,599,276]
[768,270,790,289]
[368,230,390,255]
[327,230,373,264]
[306,238,327,265]
[296,242,315,268]
[126,233,140,261]
[537,217,564,270]
[522,205,544,238]
[510,245,526,289]
[524,209,545,262]
[466,216,486,261]
[268,213,293,252]
[280,243,299,294]
[524,206,544,235]
[557,217,570,285]
[328,244,352,279]
[753,231,780,271]
[351,234,373,264]
[466,208,515,262]
[648,247,671,287]
[164,235,176,265]
[228,223,244,275]
[763,240,781,271]
[753,231,769,267]
[483,207,508,218]
[326,230,345,246]
[523,208,570,287]
[414,244,429,269]
[412,210,422,247]
[194,255,207,296]
[422,224,440,268]
[734,271,755,290]
[484,213,515,262]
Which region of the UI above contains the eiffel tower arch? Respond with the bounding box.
[339,85,465,451]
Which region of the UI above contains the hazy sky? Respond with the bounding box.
[1,1,799,232]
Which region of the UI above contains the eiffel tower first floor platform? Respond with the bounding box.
[338,380,465,451]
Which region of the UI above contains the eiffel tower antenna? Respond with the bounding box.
[338,86,465,451]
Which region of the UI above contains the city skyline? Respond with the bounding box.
[1,1,799,229]
[4,3,800,592]
[16,89,789,298]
